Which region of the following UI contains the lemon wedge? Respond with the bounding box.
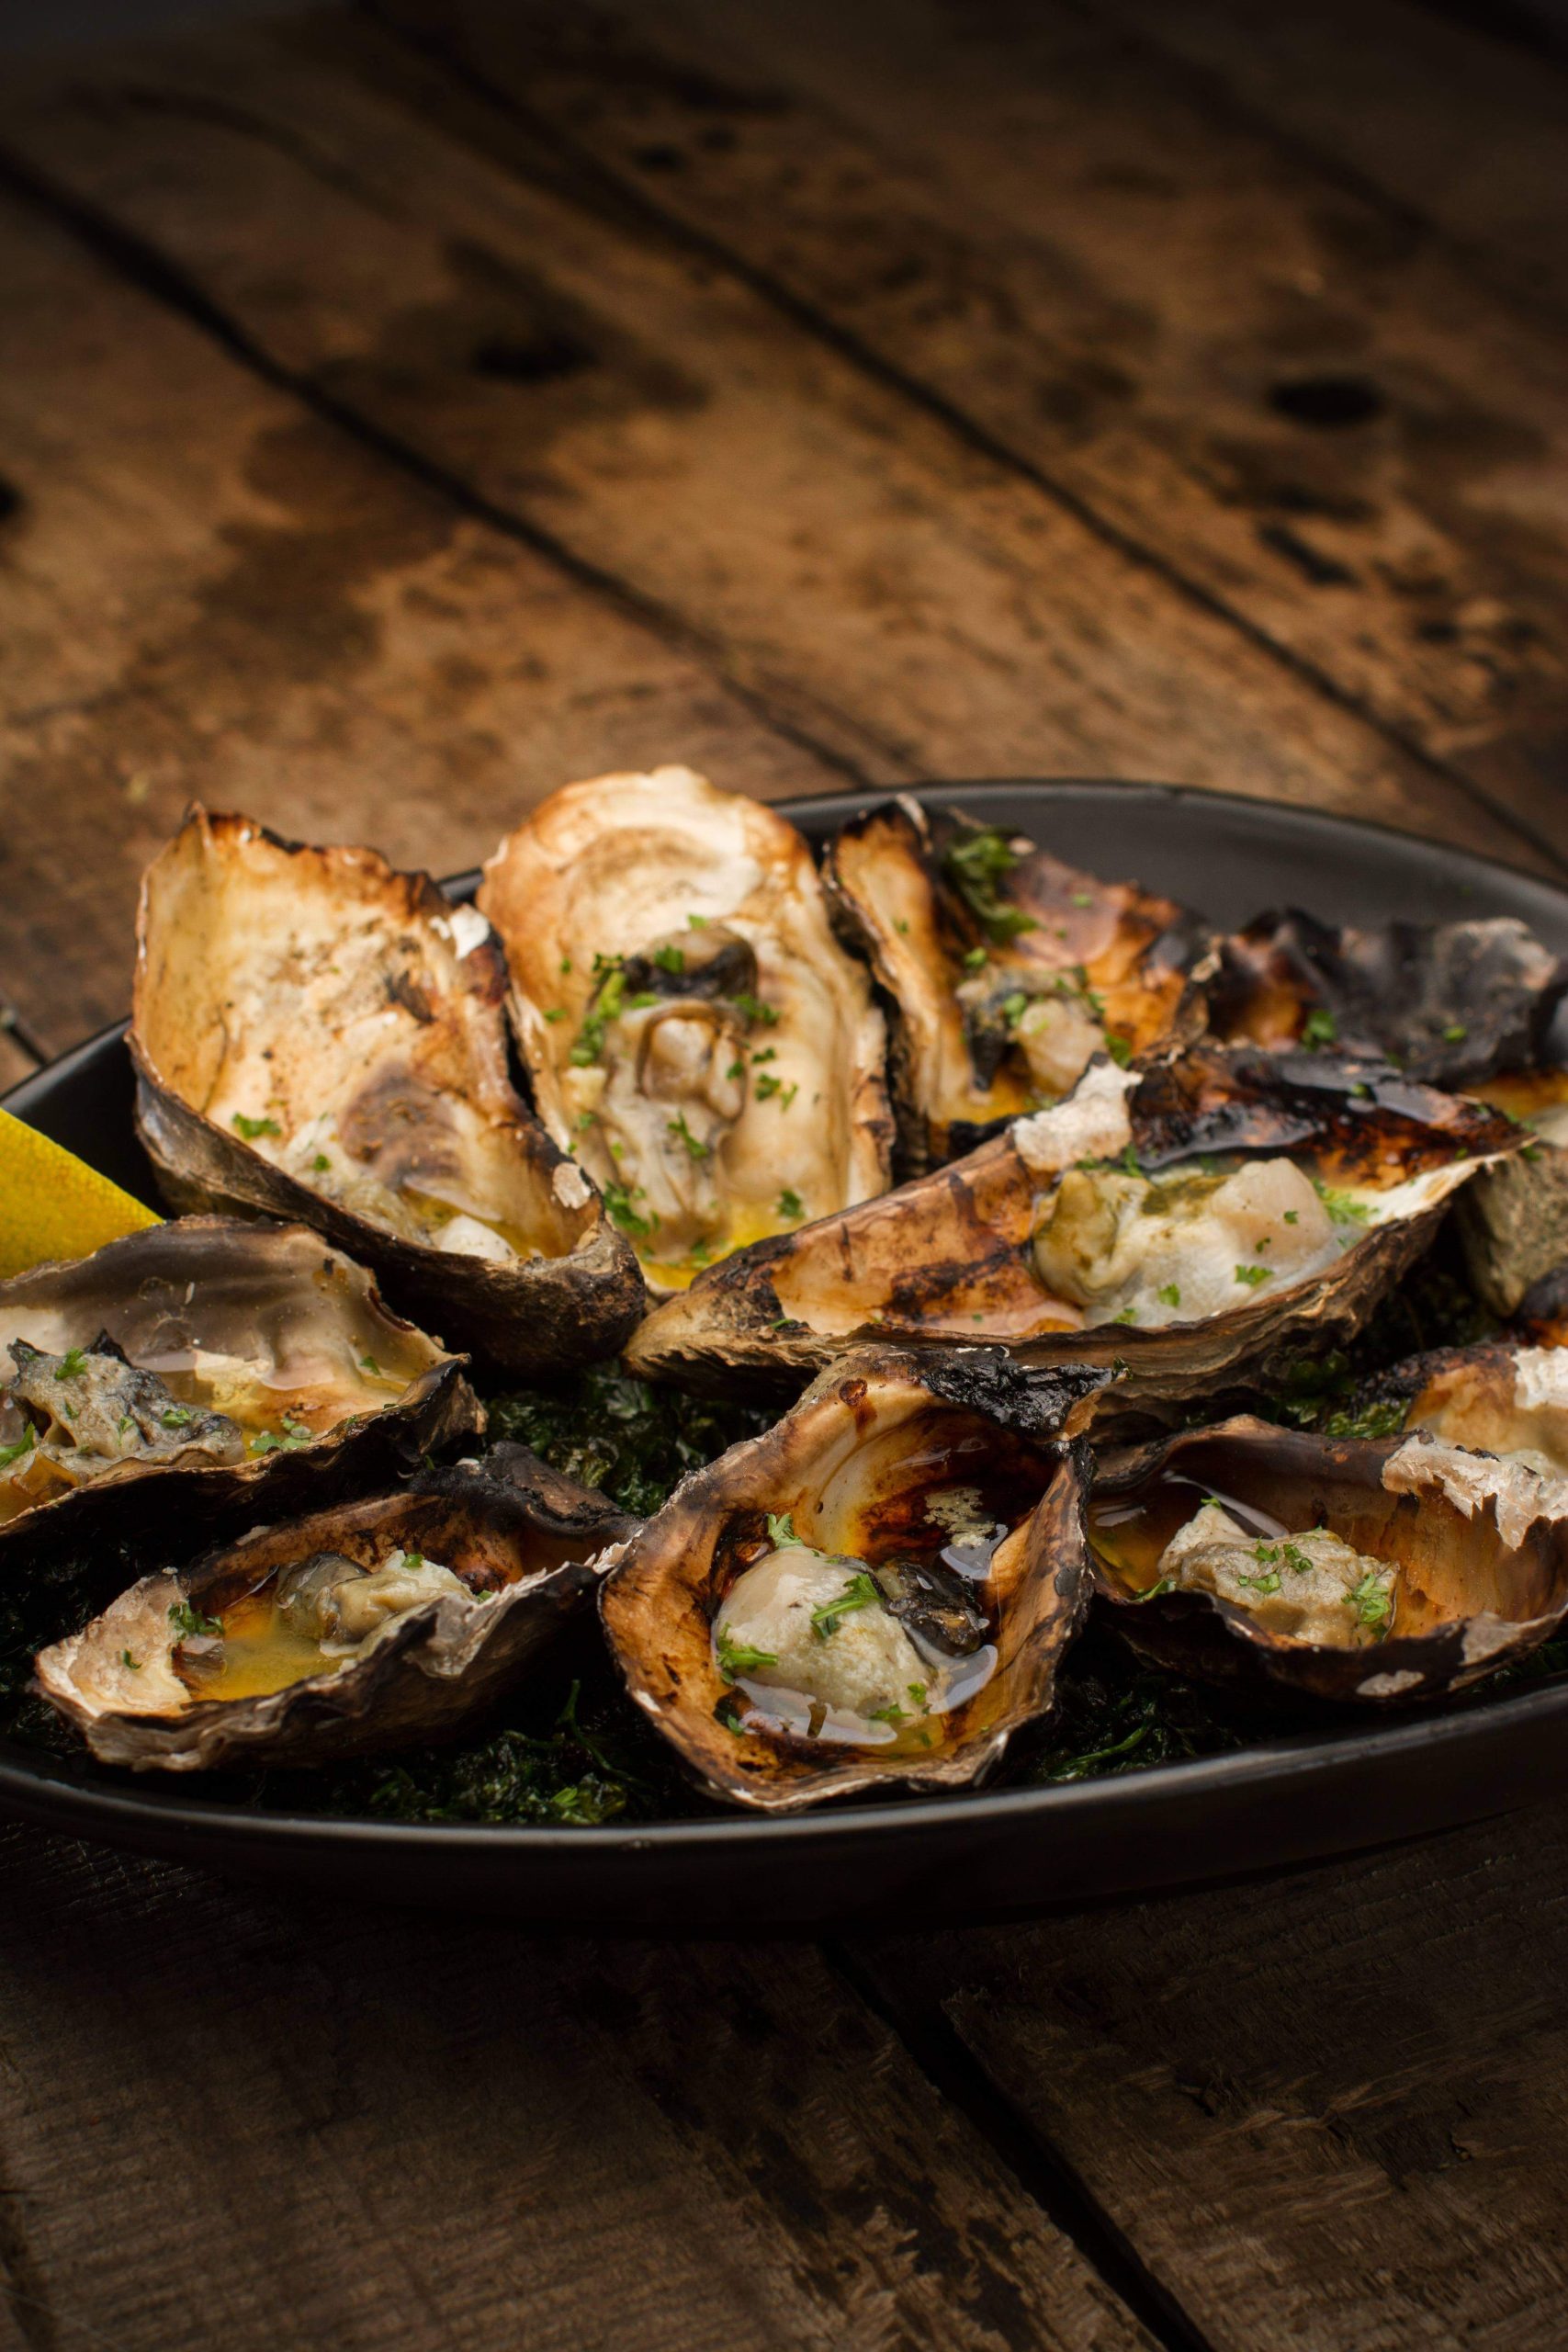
[0,1106,160,1280]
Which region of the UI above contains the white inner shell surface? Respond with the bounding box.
[1156,1502,1396,1646]
[479,768,889,1284]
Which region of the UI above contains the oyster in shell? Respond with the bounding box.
[0,1218,476,1565]
[1454,1069,1568,1315]
[1210,907,1566,1087]
[35,1445,635,1772]
[478,767,892,1292]
[825,797,1210,1168]
[1088,1415,1568,1702]
[132,808,643,1371]
[626,1046,1517,1408]
[599,1347,1093,1810]
[1354,1329,1568,1478]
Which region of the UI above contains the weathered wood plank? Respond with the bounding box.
[1103,0,1568,316]
[0,17,1540,888]
[0,189,853,1057]
[0,1023,38,1097]
[850,1795,1568,2352]
[0,1822,1152,2352]
[373,0,1568,858]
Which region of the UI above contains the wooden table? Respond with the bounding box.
[2,5,1566,2344]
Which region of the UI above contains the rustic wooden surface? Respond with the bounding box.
[1,4,1566,2346]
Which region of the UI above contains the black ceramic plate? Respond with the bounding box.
[5,780,1567,1930]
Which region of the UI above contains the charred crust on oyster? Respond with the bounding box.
[131,806,645,1374]
[33,1449,631,1773]
[599,1347,1092,1811]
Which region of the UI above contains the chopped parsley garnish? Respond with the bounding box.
[754,1074,782,1101]
[1156,1283,1181,1307]
[811,1571,883,1640]
[1132,1577,1176,1603]
[250,1412,312,1455]
[54,1349,86,1381]
[1105,1034,1133,1068]
[571,964,626,1066]
[1283,1209,1299,1224]
[777,1188,804,1220]
[1120,1143,1145,1179]
[734,992,779,1027]
[604,1183,657,1239]
[543,1007,567,1023]
[1313,1180,1371,1226]
[869,1702,906,1725]
[751,1047,778,1066]
[168,1599,222,1639]
[666,1112,709,1161]
[779,1083,798,1112]
[652,944,685,976]
[686,913,708,931]
[726,1059,745,1082]
[358,1355,381,1377]
[159,1407,192,1430]
[1346,1570,1393,1631]
[559,954,572,974]
[1070,890,1095,909]
[943,822,1039,944]
[1111,1306,1137,1326]
[121,1650,141,1671]
[907,1681,928,1708]
[1002,990,1030,1030]
[764,1510,796,1547]
[962,945,988,972]
[1237,1564,1282,1596]
[1301,1008,1338,1050]
[1442,1023,1468,1045]
[1234,1263,1271,1288]
[231,1113,281,1140]
[0,1426,36,1470]
[715,1625,776,1681]
[1281,1542,1314,1576]
[312,1153,331,1171]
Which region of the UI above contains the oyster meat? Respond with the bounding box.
[478,766,892,1290]
[1210,907,1567,1087]
[0,1217,476,1561]
[36,1445,635,1771]
[825,797,1211,1168]
[600,1347,1093,1809]
[1089,1415,1568,1702]
[132,807,643,1371]
[626,1046,1517,1407]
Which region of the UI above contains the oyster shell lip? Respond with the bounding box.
[130,806,645,1374]
[1453,1070,1568,1317]
[0,1216,479,1568]
[1209,905,1568,1089]
[1089,1414,1568,1705]
[599,1344,1092,1814]
[33,1452,630,1774]
[476,766,893,1296]
[823,794,1214,1173]
[623,1045,1520,1404]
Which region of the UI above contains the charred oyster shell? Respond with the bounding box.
[626,1046,1517,1408]
[825,797,1211,1169]
[132,808,643,1371]
[1209,907,1567,1088]
[599,1347,1093,1810]
[35,1446,634,1772]
[1088,1415,1568,1703]
[0,1218,476,1566]
[478,767,892,1292]
[1453,1069,1568,1315]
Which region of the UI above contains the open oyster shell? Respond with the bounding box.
[599,1347,1092,1811]
[1210,908,1566,1088]
[478,766,892,1293]
[1088,1416,1568,1703]
[35,1445,635,1772]
[626,1046,1517,1408]
[0,1218,476,1566]
[1453,1069,1568,1315]
[825,797,1210,1169]
[132,808,644,1371]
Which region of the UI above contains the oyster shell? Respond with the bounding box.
[824,797,1211,1168]
[477,766,892,1292]
[1357,1331,1568,1478]
[626,1046,1517,1408]
[0,1218,476,1565]
[35,1445,635,1772]
[1088,1415,1568,1702]
[1210,907,1566,1087]
[132,808,644,1371]
[599,1347,1092,1810]
[1454,1069,1568,1315]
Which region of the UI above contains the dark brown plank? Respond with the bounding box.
[0,1024,38,1097]
[0,17,1540,888]
[0,188,852,1057]
[1106,0,1568,316]
[366,0,1568,862]
[850,1795,1568,2352]
[0,1822,1151,2352]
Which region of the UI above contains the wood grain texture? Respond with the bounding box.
[0,1821,1151,2352]
[0,15,1542,890]
[0,191,850,1056]
[0,1026,38,1096]
[371,0,1568,855]
[851,1794,1568,2352]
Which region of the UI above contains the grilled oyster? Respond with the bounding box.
[35,1446,634,1771]
[478,767,892,1291]
[1089,1416,1568,1702]
[824,797,1210,1168]
[1452,1069,1568,1315]
[1210,907,1566,1087]
[0,1218,475,1566]
[132,808,643,1371]
[600,1347,1094,1810]
[626,1046,1517,1406]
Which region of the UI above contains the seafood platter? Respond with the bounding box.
[4,775,1568,1926]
